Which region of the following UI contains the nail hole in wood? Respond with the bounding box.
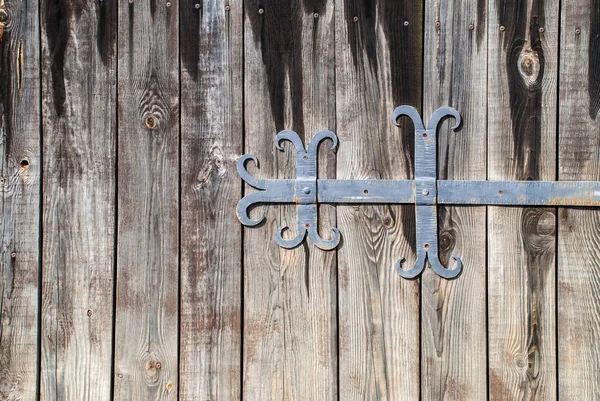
[498,190,504,195]
[363,189,369,194]
[424,243,430,249]
[20,158,29,168]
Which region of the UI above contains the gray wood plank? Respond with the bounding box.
[179,0,243,399]
[242,0,338,399]
[114,1,179,399]
[334,1,422,399]
[421,1,487,399]
[0,0,40,399]
[558,0,600,398]
[40,1,117,400]
[487,1,558,399]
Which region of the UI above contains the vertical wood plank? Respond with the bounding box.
[558,0,600,398]
[40,0,117,400]
[487,0,558,399]
[243,0,338,399]
[179,0,243,399]
[114,1,179,399]
[334,1,422,399]
[0,0,40,399]
[421,1,488,399]
[40,1,117,399]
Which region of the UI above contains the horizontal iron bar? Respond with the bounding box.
[247,179,600,207]
[438,180,600,206]
[317,179,415,203]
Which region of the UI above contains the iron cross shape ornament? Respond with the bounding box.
[237,106,600,279]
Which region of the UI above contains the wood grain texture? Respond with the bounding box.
[179,0,243,399]
[114,1,179,399]
[40,1,116,400]
[558,0,600,398]
[334,0,421,399]
[243,0,338,399]
[421,0,487,399]
[0,0,40,399]
[487,1,558,399]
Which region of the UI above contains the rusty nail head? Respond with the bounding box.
[424,243,430,249]
[87,310,92,317]
[403,20,409,26]
[469,23,474,30]
[156,362,162,369]
[500,25,506,32]
[258,8,264,14]
[313,12,319,18]
[305,223,310,228]
[575,28,581,35]
[353,16,358,22]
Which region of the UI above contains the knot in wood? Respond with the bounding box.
[144,360,160,376]
[0,9,9,23]
[518,50,541,88]
[145,115,157,129]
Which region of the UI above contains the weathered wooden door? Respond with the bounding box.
[1,0,600,400]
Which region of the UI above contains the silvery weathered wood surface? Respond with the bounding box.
[179,0,243,399]
[421,0,487,399]
[243,0,338,398]
[114,1,179,399]
[40,1,116,400]
[488,0,559,399]
[0,1,40,399]
[334,0,421,399]
[558,0,600,398]
[4,1,600,399]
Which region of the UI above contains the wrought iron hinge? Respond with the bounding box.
[237,106,600,279]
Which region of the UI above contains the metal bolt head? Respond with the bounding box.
[575,28,581,35]
[499,25,506,32]
[435,21,441,28]
[469,23,475,30]
[403,20,409,26]
[11,252,16,258]
[539,27,545,33]
[303,187,311,195]
[353,16,358,22]
[166,2,171,7]
[258,8,264,14]
[313,12,319,18]
[225,5,230,11]
[422,189,429,196]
